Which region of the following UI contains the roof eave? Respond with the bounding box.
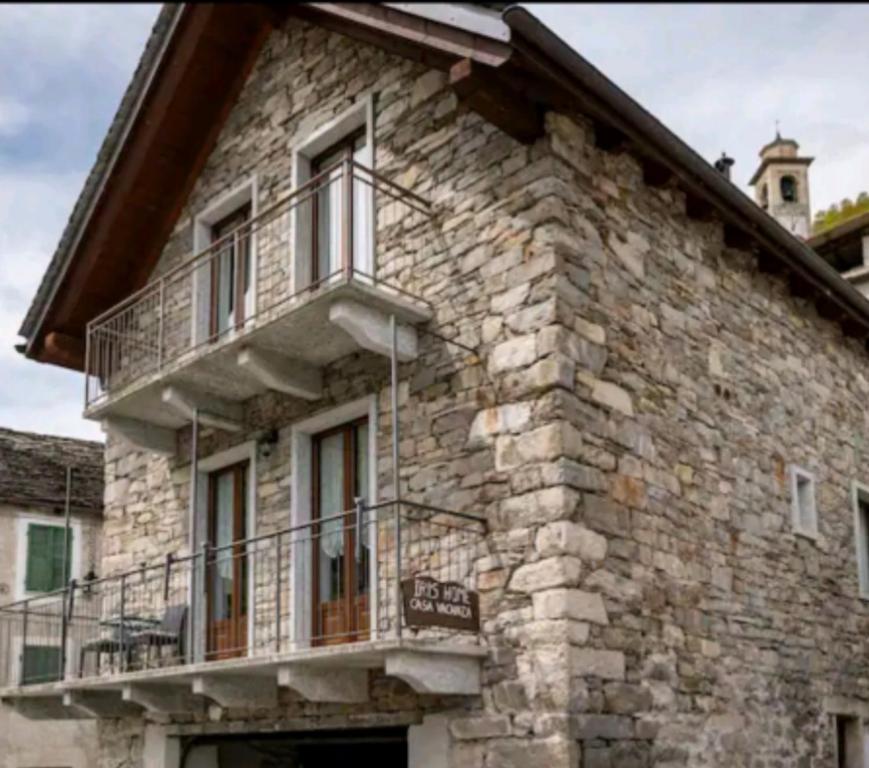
[501,5,869,340]
[18,4,185,356]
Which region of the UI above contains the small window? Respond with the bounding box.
[24,524,72,593]
[790,466,817,537]
[760,183,769,210]
[780,175,798,203]
[21,644,62,686]
[853,484,869,597]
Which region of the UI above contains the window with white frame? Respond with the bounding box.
[191,178,258,346]
[291,95,375,292]
[790,465,817,537]
[15,514,82,600]
[853,482,869,598]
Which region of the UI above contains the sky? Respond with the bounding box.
[0,3,867,441]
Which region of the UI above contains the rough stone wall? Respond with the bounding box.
[97,13,576,768]
[93,13,869,768]
[538,111,869,765]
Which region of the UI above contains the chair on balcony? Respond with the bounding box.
[130,605,187,668]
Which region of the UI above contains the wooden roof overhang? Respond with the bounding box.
[21,3,869,371]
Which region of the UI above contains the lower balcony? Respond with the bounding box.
[0,502,487,720]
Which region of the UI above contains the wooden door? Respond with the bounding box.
[310,130,370,283]
[207,462,248,660]
[312,419,370,645]
[209,203,251,339]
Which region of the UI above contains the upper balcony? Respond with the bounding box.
[83,161,435,441]
[0,501,487,720]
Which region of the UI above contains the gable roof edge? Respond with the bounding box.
[18,4,184,349]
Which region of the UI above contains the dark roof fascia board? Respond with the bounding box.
[501,5,869,337]
[19,4,185,350]
[808,210,869,251]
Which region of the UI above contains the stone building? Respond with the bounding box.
[0,427,103,768]
[7,3,869,767]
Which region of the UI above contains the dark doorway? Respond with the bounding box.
[187,727,408,768]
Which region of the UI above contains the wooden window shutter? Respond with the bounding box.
[25,524,72,593]
[21,644,62,685]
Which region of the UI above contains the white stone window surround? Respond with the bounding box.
[190,176,260,346]
[289,394,379,648]
[15,512,83,601]
[290,94,376,293]
[189,441,258,659]
[852,481,869,600]
[789,464,818,539]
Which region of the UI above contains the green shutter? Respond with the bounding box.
[25,524,72,593]
[21,644,62,685]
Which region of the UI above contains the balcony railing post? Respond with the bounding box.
[19,601,28,686]
[275,531,282,653]
[343,157,354,279]
[119,574,127,673]
[157,280,165,373]
[61,580,76,681]
[390,313,402,640]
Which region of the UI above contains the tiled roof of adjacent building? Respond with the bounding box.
[0,428,103,515]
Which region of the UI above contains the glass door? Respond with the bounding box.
[206,462,248,660]
[311,131,373,283]
[209,204,252,339]
[312,419,370,645]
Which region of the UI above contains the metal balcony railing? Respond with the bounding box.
[0,502,485,688]
[84,161,434,409]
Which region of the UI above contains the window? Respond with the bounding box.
[292,95,374,291]
[191,178,258,346]
[790,466,817,537]
[21,644,62,686]
[853,483,869,598]
[760,183,769,210]
[209,203,252,339]
[780,175,798,203]
[24,523,72,593]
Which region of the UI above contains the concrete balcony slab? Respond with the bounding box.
[0,639,485,720]
[85,276,431,433]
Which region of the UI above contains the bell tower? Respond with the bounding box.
[749,131,814,239]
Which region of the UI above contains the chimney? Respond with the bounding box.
[714,152,735,181]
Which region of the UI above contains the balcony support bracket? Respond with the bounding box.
[191,674,278,709]
[2,693,89,721]
[237,347,323,400]
[277,665,369,703]
[385,650,481,696]
[329,300,418,361]
[122,683,204,715]
[64,690,141,718]
[102,417,176,456]
[161,386,243,432]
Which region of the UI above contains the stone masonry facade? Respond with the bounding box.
[95,13,869,768]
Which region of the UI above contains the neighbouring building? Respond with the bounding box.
[810,211,869,298]
[0,427,103,768]
[7,3,869,767]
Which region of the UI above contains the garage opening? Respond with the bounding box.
[182,727,408,768]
